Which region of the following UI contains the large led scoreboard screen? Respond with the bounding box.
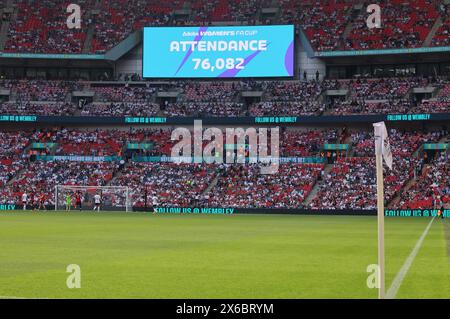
[142,25,294,78]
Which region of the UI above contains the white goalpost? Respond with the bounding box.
[54,185,131,212]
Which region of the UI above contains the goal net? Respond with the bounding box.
[54,185,131,212]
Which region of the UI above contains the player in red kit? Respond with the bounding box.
[29,192,35,211]
[75,192,82,211]
[38,193,46,210]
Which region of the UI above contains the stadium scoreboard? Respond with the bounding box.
[142,25,294,78]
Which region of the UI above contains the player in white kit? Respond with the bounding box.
[93,193,101,211]
[22,192,28,210]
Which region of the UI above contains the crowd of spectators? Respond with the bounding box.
[249,80,338,116]
[344,77,419,100]
[0,102,78,116]
[35,127,181,157]
[280,129,340,157]
[281,0,352,51]
[415,100,450,113]
[0,127,447,210]
[163,102,243,117]
[328,99,413,116]
[11,80,81,102]
[207,163,324,208]
[415,83,450,113]
[0,161,119,205]
[49,128,126,156]
[250,101,324,116]
[431,3,450,47]
[183,82,241,102]
[328,77,450,115]
[92,0,174,53]
[309,157,377,210]
[2,1,450,54]
[346,0,438,51]
[264,80,338,101]
[0,77,447,117]
[81,102,159,117]
[350,129,439,204]
[309,128,447,210]
[189,0,267,24]
[0,131,37,188]
[111,162,217,207]
[4,0,91,53]
[398,153,449,209]
[91,85,155,102]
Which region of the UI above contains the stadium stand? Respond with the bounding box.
[81,102,159,117]
[282,0,353,51]
[431,2,450,47]
[0,126,447,211]
[398,153,449,209]
[309,157,378,210]
[1,1,450,54]
[0,102,77,116]
[0,1,448,214]
[4,0,92,53]
[0,161,119,205]
[1,77,448,117]
[345,0,438,50]
[207,163,324,208]
[111,162,217,207]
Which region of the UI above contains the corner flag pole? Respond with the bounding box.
[375,149,385,299]
[373,121,392,299]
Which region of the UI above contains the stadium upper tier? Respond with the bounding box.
[0,0,449,54]
[0,77,449,117]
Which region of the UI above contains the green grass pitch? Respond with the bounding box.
[0,211,448,299]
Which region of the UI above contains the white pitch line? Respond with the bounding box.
[386,217,435,299]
